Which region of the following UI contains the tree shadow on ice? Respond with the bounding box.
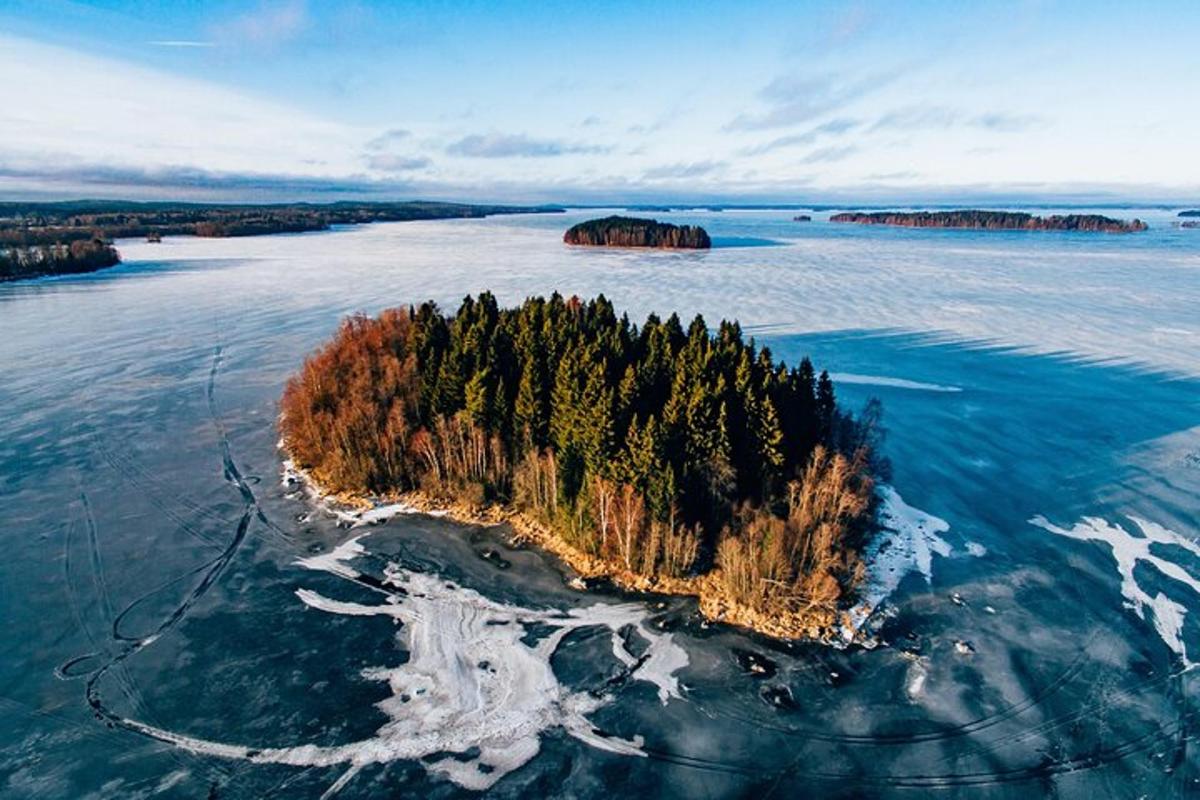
[759,328,1200,538]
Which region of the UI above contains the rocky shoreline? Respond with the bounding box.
[280,448,869,645]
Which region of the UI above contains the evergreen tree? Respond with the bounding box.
[817,369,836,444]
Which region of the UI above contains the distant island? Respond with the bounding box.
[830,210,1148,233]
[0,200,561,283]
[564,216,711,249]
[280,293,882,639]
[793,215,812,222]
[1179,210,1200,218]
[0,236,121,281]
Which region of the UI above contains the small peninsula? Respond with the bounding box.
[0,200,561,282]
[0,236,121,281]
[830,210,1148,233]
[280,293,882,639]
[564,216,711,249]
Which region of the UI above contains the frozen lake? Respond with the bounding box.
[1,209,1197,797]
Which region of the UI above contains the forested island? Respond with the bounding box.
[564,216,711,249]
[280,294,882,639]
[0,200,560,282]
[1180,210,1200,218]
[0,237,120,281]
[830,210,1148,233]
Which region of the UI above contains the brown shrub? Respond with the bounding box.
[716,445,874,613]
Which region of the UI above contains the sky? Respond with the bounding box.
[0,0,1197,204]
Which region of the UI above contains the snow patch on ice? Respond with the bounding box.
[115,531,689,793]
[905,658,928,699]
[965,541,988,557]
[842,486,953,639]
[333,501,426,527]
[1030,514,1200,666]
[281,458,443,527]
[295,535,367,581]
[829,372,963,393]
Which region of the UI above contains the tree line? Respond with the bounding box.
[281,293,883,617]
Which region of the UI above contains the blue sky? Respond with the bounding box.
[0,0,1197,203]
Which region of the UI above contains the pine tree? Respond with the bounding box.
[515,357,547,447]
[817,369,836,444]
[464,367,494,430]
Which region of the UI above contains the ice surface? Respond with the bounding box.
[114,214,1200,376]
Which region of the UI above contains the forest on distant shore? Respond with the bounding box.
[0,200,560,282]
[281,293,883,620]
[831,210,1148,233]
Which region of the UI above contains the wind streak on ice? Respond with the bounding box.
[829,373,963,393]
[100,531,690,793]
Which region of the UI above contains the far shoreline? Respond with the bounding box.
[0,200,563,284]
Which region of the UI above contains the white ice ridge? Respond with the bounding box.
[828,372,963,393]
[843,486,955,639]
[1030,514,1200,666]
[116,532,689,794]
[282,458,445,527]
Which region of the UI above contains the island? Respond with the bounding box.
[280,293,883,640]
[830,210,1148,233]
[0,236,121,281]
[563,216,711,249]
[1179,210,1200,218]
[0,200,562,282]
[793,215,812,222]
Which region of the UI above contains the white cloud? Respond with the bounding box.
[0,34,364,180]
[642,161,726,180]
[445,133,607,158]
[365,129,413,151]
[211,0,309,48]
[727,73,885,131]
[364,154,431,173]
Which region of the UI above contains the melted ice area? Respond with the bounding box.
[1030,514,1200,666]
[116,531,689,793]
